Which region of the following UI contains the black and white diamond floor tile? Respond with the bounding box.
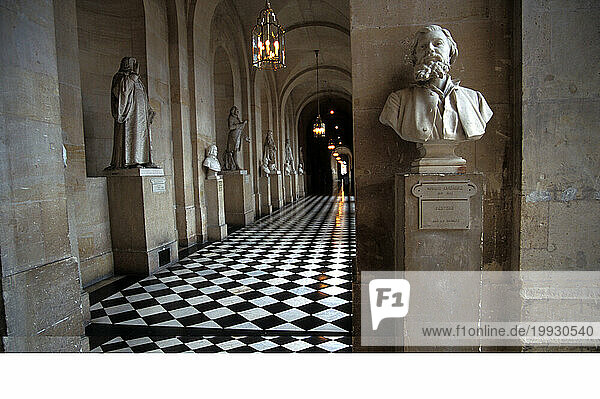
[90,335,351,353]
[89,195,354,352]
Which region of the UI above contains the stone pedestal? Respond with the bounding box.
[292,173,299,200]
[396,173,484,351]
[205,176,227,241]
[395,173,483,271]
[259,175,272,216]
[298,174,306,197]
[270,171,284,210]
[411,142,467,174]
[222,170,255,227]
[284,174,294,204]
[106,168,178,275]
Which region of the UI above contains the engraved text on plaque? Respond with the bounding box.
[411,181,477,229]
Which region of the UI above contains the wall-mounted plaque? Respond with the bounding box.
[151,177,166,193]
[411,181,477,229]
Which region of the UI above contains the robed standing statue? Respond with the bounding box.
[106,57,157,170]
[223,106,249,170]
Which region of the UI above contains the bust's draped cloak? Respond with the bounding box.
[110,72,153,168]
[379,80,493,142]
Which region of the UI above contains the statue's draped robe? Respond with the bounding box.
[110,72,153,168]
[227,114,245,153]
[263,136,277,171]
[379,79,493,142]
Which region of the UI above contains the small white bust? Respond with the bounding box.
[203,144,221,179]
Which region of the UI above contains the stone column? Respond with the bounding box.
[106,168,178,275]
[205,176,227,241]
[221,170,255,227]
[270,171,284,210]
[259,175,272,216]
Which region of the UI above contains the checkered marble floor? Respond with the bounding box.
[88,194,355,352]
[91,335,351,353]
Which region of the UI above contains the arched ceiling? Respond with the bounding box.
[231,0,351,116]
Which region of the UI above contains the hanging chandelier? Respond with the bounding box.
[312,50,326,138]
[252,1,286,71]
[327,140,335,150]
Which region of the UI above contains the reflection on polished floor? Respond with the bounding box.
[87,193,355,352]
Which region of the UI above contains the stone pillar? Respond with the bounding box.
[205,176,227,241]
[298,174,306,197]
[0,0,87,352]
[396,173,484,351]
[284,174,294,204]
[222,170,255,227]
[270,171,284,210]
[259,175,272,216]
[106,168,178,275]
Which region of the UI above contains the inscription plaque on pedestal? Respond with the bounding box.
[411,181,477,229]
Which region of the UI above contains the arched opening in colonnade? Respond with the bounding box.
[297,96,353,195]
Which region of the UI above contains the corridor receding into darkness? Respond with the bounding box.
[87,193,355,352]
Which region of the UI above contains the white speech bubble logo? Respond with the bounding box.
[369,279,411,330]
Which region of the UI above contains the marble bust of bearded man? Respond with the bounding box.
[379,25,493,143]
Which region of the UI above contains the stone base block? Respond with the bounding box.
[222,170,255,227]
[270,172,284,209]
[259,175,272,216]
[106,169,179,276]
[208,224,228,241]
[298,174,306,197]
[395,173,484,271]
[205,176,228,241]
[284,174,294,204]
[292,174,299,200]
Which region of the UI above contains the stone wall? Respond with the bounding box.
[350,0,515,273]
[519,0,600,271]
[1,0,87,351]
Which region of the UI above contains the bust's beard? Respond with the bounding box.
[414,60,451,83]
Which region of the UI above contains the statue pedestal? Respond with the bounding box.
[105,168,178,275]
[205,176,227,241]
[284,174,294,204]
[221,170,255,227]
[411,142,467,174]
[259,175,272,216]
[292,173,300,200]
[270,172,284,210]
[298,174,306,197]
[396,173,484,351]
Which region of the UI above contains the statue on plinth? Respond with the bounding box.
[203,144,221,179]
[298,146,304,175]
[379,25,493,172]
[106,57,157,170]
[263,130,278,174]
[223,106,249,171]
[284,139,295,176]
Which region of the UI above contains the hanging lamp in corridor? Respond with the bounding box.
[252,1,286,70]
[312,50,326,138]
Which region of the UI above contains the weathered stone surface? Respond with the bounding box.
[2,257,83,336]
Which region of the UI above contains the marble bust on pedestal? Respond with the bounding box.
[379,25,493,173]
[203,144,221,179]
